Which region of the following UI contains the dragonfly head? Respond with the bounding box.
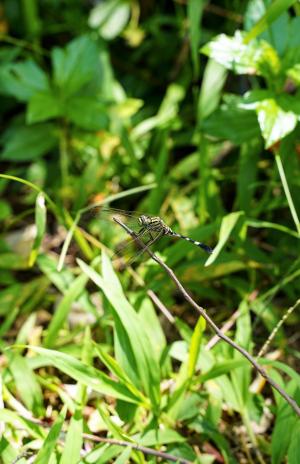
[139,215,151,226]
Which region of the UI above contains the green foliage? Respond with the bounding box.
[0,0,300,463]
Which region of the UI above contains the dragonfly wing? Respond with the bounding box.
[122,229,164,267]
[79,207,142,233]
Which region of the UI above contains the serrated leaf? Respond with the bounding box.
[52,35,99,97]
[65,96,108,130]
[0,60,49,102]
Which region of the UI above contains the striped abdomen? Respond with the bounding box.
[169,230,213,254]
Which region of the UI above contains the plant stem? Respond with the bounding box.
[275,151,300,236]
[59,123,69,188]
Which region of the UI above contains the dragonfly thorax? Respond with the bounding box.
[138,215,171,234]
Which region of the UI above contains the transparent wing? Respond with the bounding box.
[125,230,164,266]
[77,206,163,265]
[78,206,143,233]
[110,227,153,265]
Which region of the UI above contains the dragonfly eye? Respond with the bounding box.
[139,215,148,226]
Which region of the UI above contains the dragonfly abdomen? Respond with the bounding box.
[169,231,213,254]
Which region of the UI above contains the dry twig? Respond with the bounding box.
[114,217,300,418]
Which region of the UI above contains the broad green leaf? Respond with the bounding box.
[35,406,66,464]
[44,273,89,348]
[29,193,47,267]
[201,101,260,144]
[245,1,290,55]
[89,0,130,40]
[206,211,244,265]
[256,98,298,148]
[60,410,83,464]
[1,124,57,161]
[52,35,99,97]
[65,96,108,130]
[25,346,143,404]
[0,60,49,102]
[201,31,280,77]
[27,91,62,123]
[288,16,300,47]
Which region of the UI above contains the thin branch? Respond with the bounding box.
[83,434,192,464]
[114,218,300,418]
[205,308,240,350]
[257,299,300,358]
[13,415,192,464]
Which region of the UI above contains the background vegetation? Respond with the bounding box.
[0,0,300,463]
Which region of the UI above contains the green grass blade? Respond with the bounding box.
[78,255,161,411]
[35,406,67,464]
[60,410,83,464]
[44,273,89,348]
[23,346,143,404]
[29,192,47,267]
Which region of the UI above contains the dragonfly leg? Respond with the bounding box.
[125,230,164,266]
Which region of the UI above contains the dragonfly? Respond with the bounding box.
[80,206,213,265]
